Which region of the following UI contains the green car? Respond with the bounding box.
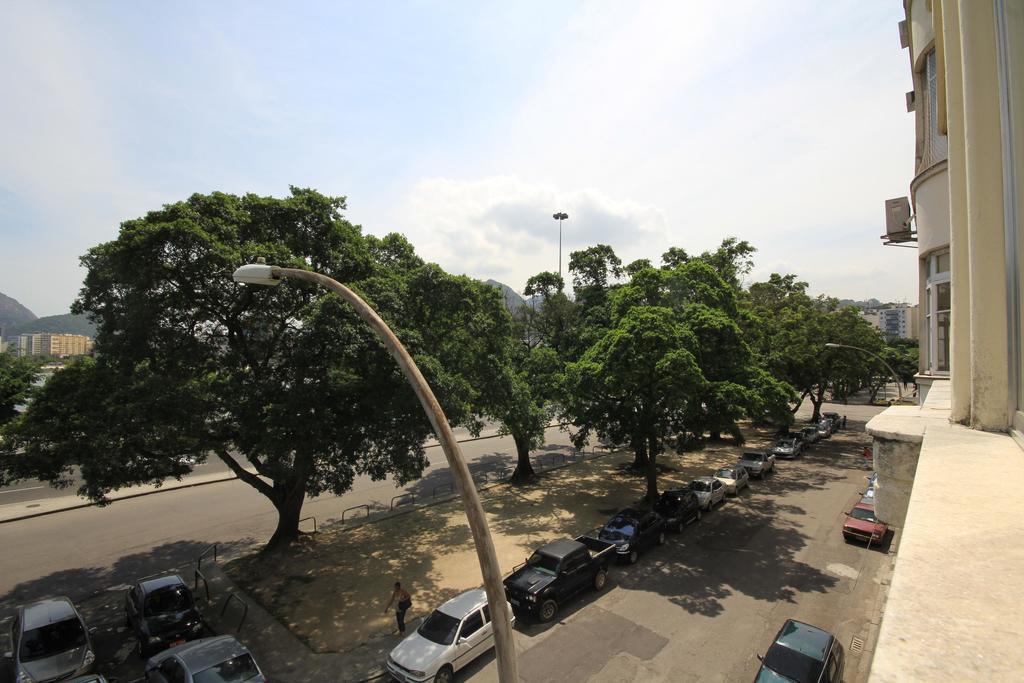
[755,619,844,683]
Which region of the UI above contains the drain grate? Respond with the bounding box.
[850,636,865,654]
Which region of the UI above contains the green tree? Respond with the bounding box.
[1,189,495,550]
[562,306,704,502]
[0,352,39,426]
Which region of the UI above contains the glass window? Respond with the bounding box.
[925,251,951,375]
[194,654,260,683]
[18,618,86,662]
[459,610,484,639]
[922,49,949,168]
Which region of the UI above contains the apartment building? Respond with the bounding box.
[877,305,919,340]
[4,333,93,358]
[866,1,1023,680]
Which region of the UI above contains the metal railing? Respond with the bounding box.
[195,543,218,570]
[299,516,317,533]
[341,504,369,522]
[390,493,415,510]
[193,568,211,604]
[432,482,454,498]
[220,592,249,632]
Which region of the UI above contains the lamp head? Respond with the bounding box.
[824,343,840,348]
[233,262,281,286]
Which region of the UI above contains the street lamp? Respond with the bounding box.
[552,212,568,279]
[824,342,905,402]
[232,260,518,683]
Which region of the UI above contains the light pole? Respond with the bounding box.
[552,212,568,279]
[824,342,905,402]
[232,261,518,683]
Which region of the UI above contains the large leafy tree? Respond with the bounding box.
[562,306,704,502]
[0,352,38,426]
[1,189,497,550]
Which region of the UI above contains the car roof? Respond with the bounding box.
[853,502,876,513]
[21,597,78,630]
[774,619,834,662]
[692,476,716,483]
[139,574,186,595]
[437,589,487,619]
[715,466,736,474]
[167,635,250,671]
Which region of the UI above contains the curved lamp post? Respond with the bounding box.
[553,212,568,279]
[233,261,518,683]
[824,342,904,402]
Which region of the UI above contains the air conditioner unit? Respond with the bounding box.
[898,20,909,49]
[881,197,916,246]
[906,91,916,112]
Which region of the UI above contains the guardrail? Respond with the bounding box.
[193,568,211,604]
[341,504,369,522]
[195,543,218,570]
[390,493,415,510]
[220,592,249,632]
[432,482,454,498]
[299,516,317,533]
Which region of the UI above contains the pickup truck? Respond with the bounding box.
[503,536,616,623]
[739,450,775,478]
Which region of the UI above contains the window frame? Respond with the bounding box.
[924,250,951,375]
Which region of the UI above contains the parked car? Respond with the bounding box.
[713,465,750,495]
[843,502,889,545]
[144,635,264,683]
[739,451,775,478]
[800,426,821,444]
[689,476,727,511]
[503,536,616,622]
[597,508,667,564]
[386,588,514,683]
[125,574,205,658]
[5,597,95,683]
[755,619,844,682]
[816,418,833,439]
[653,488,703,531]
[69,677,109,683]
[822,411,842,429]
[771,437,803,459]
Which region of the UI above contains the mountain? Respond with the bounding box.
[482,279,527,313]
[0,292,37,331]
[6,313,97,338]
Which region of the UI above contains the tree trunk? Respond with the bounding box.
[266,483,306,551]
[632,438,648,471]
[510,432,536,483]
[644,451,659,502]
[809,386,826,422]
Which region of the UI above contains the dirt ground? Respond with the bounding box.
[225,424,783,653]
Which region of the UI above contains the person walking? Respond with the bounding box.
[385,581,413,635]
[842,415,847,429]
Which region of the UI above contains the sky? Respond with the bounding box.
[0,0,917,316]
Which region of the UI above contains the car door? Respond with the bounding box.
[639,514,655,549]
[711,479,723,504]
[127,585,142,632]
[824,642,844,682]
[562,550,590,596]
[453,608,488,671]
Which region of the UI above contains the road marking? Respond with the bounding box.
[0,485,44,495]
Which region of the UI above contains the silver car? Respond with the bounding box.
[689,476,727,511]
[5,597,95,683]
[145,636,264,683]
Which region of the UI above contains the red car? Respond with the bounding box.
[842,502,888,545]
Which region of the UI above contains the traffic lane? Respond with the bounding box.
[470,427,887,682]
[0,425,574,611]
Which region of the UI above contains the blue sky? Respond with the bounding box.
[0,1,916,316]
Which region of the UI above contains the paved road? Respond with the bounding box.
[0,423,575,611]
[459,401,890,682]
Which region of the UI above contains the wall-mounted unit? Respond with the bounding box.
[881,196,917,247]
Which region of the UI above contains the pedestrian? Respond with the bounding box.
[842,415,847,429]
[384,581,413,635]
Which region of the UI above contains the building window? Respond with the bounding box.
[925,250,951,374]
[920,49,949,170]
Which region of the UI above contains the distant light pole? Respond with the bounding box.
[232,260,519,683]
[552,212,569,279]
[824,342,905,402]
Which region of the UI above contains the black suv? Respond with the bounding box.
[653,488,702,532]
[597,508,667,564]
[125,575,204,657]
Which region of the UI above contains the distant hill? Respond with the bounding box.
[6,313,96,338]
[482,279,527,313]
[0,292,37,330]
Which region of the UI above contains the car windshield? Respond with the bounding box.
[526,551,560,575]
[18,617,86,662]
[850,507,877,522]
[417,609,461,646]
[762,644,824,683]
[743,453,763,461]
[193,653,260,683]
[776,441,792,448]
[690,481,710,492]
[600,527,633,541]
[145,586,193,616]
[715,469,734,479]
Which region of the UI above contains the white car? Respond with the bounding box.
[689,476,727,511]
[386,589,514,683]
[713,466,750,495]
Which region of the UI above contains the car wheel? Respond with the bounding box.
[656,531,666,546]
[628,549,639,564]
[593,570,607,591]
[539,598,558,623]
[434,664,454,683]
